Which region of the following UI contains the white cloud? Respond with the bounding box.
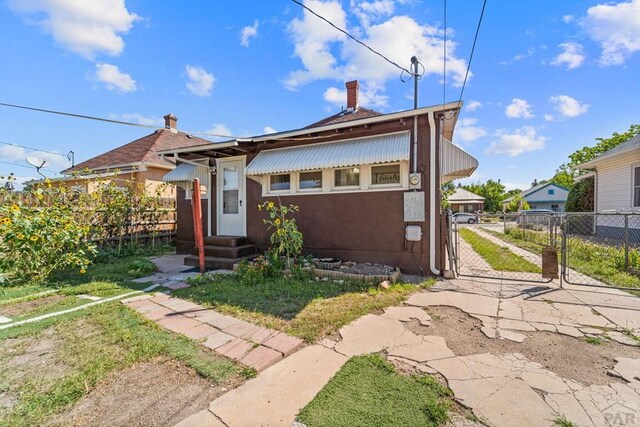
[185,65,215,97]
[94,63,137,92]
[263,126,277,134]
[240,20,259,47]
[505,98,534,119]
[583,0,640,66]
[513,48,535,61]
[108,113,163,126]
[543,114,554,122]
[323,85,389,108]
[286,1,468,104]
[205,123,232,139]
[0,144,71,173]
[8,0,139,59]
[562,15,574,24]
[454,118,487,143]
[549,95,589,118]
[465,100,482,112]
[485,127,547,157]
[551,42,585,70]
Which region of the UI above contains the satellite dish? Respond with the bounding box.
[26,156,47,178]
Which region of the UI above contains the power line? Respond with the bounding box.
[0,140,68,157]
[0,159,56,172]
[443,0,447,109]
[0,102,243,140]
[290,0,412,75]
[456,0,487,110]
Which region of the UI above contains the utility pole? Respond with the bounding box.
[411,56,419,110]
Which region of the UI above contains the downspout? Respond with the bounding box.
[428,111,439,275]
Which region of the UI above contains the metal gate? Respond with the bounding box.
[448,211,640,291]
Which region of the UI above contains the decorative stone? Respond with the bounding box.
[378,280,390,290]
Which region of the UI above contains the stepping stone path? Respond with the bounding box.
[122,293,304,372]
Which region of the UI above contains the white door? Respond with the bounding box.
[217,158,246,236]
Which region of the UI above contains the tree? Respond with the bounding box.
[565,177,594,212]
[440,182,456,209]
[568,124,640,169]
[550,164,575,190]
[463,179,506,213]
[505,195,530,213]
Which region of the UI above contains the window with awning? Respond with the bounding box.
[162,162,211,197]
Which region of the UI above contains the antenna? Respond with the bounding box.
[26,156,47,178]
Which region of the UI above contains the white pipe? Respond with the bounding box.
[428,111,439,275]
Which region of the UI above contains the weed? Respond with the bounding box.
[554,415,578,427]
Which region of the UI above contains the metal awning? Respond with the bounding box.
[441,138,478,182]
[245,131,410,176]
[162,162,210,191]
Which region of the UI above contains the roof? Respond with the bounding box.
[578,134,640,168]
[245,132,410,176]
[449,187,485,203]
[502,181,569,203]
[305,107,382,128]
[63,129,213,174]
[441,138,479,182]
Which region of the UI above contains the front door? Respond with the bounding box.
[217,158,246,236]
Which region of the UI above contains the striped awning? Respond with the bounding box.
[245,131,410,176]
[162,163,210,191]
[441,138,478,182]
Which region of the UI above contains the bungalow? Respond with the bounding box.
[449,186,485,213]
[159,81,478,275]
[502,180,569,212]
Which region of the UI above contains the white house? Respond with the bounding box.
[502,180,570,212]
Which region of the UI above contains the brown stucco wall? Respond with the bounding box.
[176,112,450,275]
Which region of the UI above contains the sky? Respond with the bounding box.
[0,0,639,191]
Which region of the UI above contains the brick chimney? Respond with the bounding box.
[345,80,359,110]
[163,114,178,132]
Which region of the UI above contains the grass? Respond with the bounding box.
[174,274,433,342]
[583,336,603,346]
[297,354,452,427]
[0,302,241,427]
[459,228,541,273]
[553,415,578,427]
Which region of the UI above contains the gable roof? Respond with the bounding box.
[449,187,485,202]
[578,134,640,168]
[502,182,569,203]
[305,107,382,128]
[63,129,212,174]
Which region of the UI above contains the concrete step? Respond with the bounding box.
[203,235,248,247]
[185,254,258,270]
[201,244,256,258]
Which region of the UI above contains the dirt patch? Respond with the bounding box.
[0,327,69,414]
[47,357,238,427]
[407,306,640,386]
[0,295,66,318]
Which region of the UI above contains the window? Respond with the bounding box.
[270,174,291,192]
[551,204,559,212]
[334,167,360,187]
[548,189,555,195]
[465,204,475,213]
[371,164,401,186]
[299,171,322,190]
[634,166,640,207]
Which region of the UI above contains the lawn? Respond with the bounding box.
[174,274,434,342]
[297,354,452,427]
[459,228,541,273]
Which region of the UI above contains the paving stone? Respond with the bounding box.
[387,335,455,363]
[121,294,153,303]
[530,322,556,332]
[123,298,156,309]
[243,326,279,344]
[498,318,536,332]
[135,302,165,314]
[480,326,496,339]
[381,306,432,323]
[609,357,640,382]
[406,291,500,317]
[164,281,190,290]
[476,379,556,427]
[132,273,170,283]
[215,337,253,360]
[173,409,225,427]
[182,323,218,340]
[319,338,337,349]
[210,346,347,427]
[519,370,571,394]
[143,307,175,321]
[334,314,409,357]
[556,325,583,338]
[223,320,262,339]
[497,329,527,343]
[157,315,202,335]
[544,393,594,427]
[448,377,512,408]
[580,327,606,335]
[196,311,241,330]
[203,331,235,350]
[263,332,305,356]
[180,307,214,318]
[149,293,172,303]
[429,353,516,381]
[239,345,283,371]
[594,306,640,332]
[608,331,640,346]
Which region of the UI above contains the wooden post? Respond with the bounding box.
[191,178,206,273]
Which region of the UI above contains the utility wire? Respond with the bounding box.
[443,0,447,109]
[0,140,68,157]
[456,0,487,110]
[0,102,243,140]
[0,159,56,172]
[290,0,412,75]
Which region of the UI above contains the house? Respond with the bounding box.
[158,81,478,275]
[448,186,485,213]
[502,180,569,212]
[48,114,212,197]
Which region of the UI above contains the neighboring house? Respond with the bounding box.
[449,187,485,213]
[502,180,569,212]
[158,80,478,275]
[39,114,212,197]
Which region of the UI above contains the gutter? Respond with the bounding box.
[428,111,439,275]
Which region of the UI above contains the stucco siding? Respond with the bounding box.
[596,151,640,212]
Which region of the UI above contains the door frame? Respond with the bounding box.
[215,156,247,237]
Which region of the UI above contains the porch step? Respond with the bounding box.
[202,244,256,258]
[184,254,258,270]
[203,235,248,247]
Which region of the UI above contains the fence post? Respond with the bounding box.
[560,216,566,289]
[624,214,629,271]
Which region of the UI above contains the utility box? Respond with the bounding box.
[403,191,425,222]
[406,225,422,241]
